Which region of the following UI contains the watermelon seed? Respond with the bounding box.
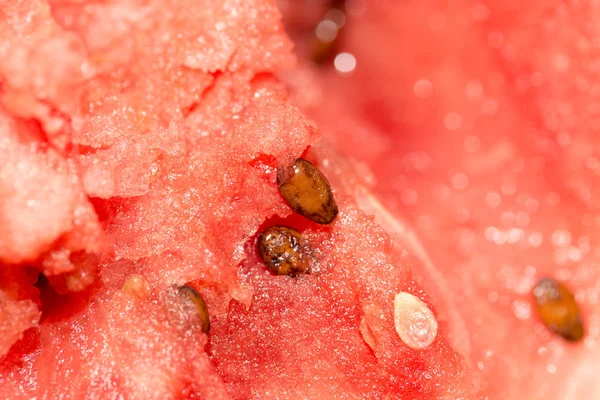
[310,2,347,65]
[122,274,150,299]
[178,285,211,334]
[360,317,377,351]
[393,292,438,350]
[257,226,310,276]
[532,278,584,342]
[277,158,338,225]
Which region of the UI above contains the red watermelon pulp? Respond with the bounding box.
[0,0,598,399]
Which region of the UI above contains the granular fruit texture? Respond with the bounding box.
[280,0,600,398]
[0,1,474,399]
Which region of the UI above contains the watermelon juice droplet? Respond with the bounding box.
[394,292,438,350]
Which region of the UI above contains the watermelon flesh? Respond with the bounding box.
[0,0,475,398]
[0,0,596,399]
[281,0,600,398]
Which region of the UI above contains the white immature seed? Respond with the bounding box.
[394,292,438,350]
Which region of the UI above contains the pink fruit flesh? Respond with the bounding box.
[0,0,596,399]
[281,0,600,398]
[0,0,474,398]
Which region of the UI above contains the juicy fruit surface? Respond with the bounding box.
[281,0,600,398]
[0,0,475,399]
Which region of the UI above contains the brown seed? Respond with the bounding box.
[277,158,338,225]
[257,226,310,276]
[532,278,584,342]
[311,30,340,65]
[310,5,346,65]
[178,285,210,334]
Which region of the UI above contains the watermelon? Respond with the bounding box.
[281,0,600,398]
[0,0,596,399]
[0,0,472,398]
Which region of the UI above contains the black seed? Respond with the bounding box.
[257,226,310,276]
[178,285,210,334]
[532,278,584,342]
[277,158,338,225]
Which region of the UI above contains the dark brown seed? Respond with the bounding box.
[311,25,342,65]
[311,36,338,65]
[257,226,310,276]
[178,285,210,334]
[277,158,338,225]
[532,278,584,342]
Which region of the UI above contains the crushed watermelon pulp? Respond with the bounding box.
[1,0,599,399]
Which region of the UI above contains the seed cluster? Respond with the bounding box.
[532,278,584,342]
[256,158,338,277]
